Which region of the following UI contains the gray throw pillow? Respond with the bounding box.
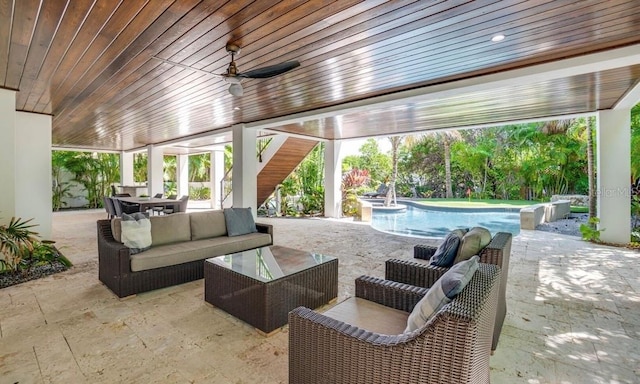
[223,207,258,237]
[429,229,466,267]
[405,255,479,332]
[121,213,152,254]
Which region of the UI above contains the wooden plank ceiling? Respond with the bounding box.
[2,0,640,152]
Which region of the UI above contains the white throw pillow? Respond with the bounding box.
[121,213,152,254]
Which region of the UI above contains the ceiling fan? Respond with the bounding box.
[152,43,300,97]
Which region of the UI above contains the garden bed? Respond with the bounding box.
[0,246,72,289]
[0,260,69,289]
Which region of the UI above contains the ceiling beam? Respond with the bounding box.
[614,79,640,110]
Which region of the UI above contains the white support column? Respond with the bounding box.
[596,110,631,244]
[147,145,164,197]
[232,124,257,217]
[0,89,16,221]
[177,154,189,198]
[211,150,225,209]
[15,112,53,239]
[324,140,343,218]
[120,152,134,186]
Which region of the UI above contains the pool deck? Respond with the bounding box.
[1,209,639,383]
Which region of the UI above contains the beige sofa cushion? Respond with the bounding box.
[149,213,191,246]
[190,210,227,240]
[130,232,272,272]
[454,226,491,264]
[323,297,408,335]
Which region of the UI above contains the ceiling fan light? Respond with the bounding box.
[229,83,243,97]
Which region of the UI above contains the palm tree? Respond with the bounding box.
[133,153,147,183]
[586,117,596,218]
[384,136,403,207]
[188,154,211,182]
[438,130,462,198]
[0,217,39,272]
[540,119,574,135]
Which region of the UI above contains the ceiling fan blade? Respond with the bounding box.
[238,61,300,79]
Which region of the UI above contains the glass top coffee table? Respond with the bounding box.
[204,245,338,335]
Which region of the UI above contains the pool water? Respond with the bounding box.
[371,204,520,238]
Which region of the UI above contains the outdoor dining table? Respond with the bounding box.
[114,196,178,213]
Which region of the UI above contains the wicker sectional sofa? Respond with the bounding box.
[97,210,273,298]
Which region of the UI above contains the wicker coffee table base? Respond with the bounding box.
[204,257,338,334]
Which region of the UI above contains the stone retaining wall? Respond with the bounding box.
[520,200,571,230]
[551,194,588,207]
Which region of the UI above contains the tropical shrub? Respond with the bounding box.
[51,180,74,211]
[189,186,211,200]
[279,143,325,216]
[52,151,120,208]
[580,217,605,242]
[0,217,39,272]
[19,241,71,274]
[341,168,370,216]
[164,181,177,196]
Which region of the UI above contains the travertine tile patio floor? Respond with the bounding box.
[1,209,638,383]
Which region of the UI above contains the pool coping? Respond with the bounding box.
[364,199,526,213]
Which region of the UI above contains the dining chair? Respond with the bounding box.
[151,193,164,215]
[103,196,116,219]
[164,195,189,214]
[112,197,140,217]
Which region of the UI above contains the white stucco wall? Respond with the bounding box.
[56,168,88,208]
[0,89,16,222]
[15,112,53,239]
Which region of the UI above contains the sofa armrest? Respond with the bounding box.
[97,220,131,269]
[255,222,273,242]
[385,258,447,289]
[413,244,437,260]
[478,231,512,267]
[355,275,428,312]
[97,220,132,295]
[289,306,414,383]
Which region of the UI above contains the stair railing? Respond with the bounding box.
[220,137,273,208]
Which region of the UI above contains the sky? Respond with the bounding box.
[341,137,392,156]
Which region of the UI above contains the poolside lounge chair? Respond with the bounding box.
[363,183,388,198]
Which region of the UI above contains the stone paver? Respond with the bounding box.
[0,210,638,383]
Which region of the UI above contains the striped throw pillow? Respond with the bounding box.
[405,256,479,332]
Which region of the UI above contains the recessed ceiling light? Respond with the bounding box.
[233,106,241,111]
[491,34,505,42]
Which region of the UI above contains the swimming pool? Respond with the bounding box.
[371,203,520,238]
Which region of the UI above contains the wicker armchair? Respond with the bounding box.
[385,231,512,351]
[289,263,500,384]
